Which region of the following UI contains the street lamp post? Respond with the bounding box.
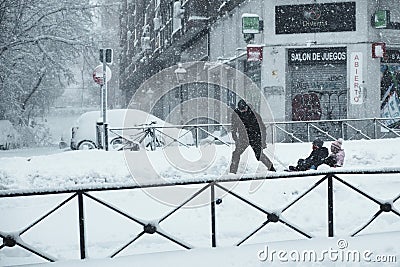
[174,63,187,124]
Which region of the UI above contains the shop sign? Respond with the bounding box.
[372,42,386,58]
[247,45,263,62]
[242,14,260,34]
[275,2,356,34]
[374,10,390,29]
[381,50,400,63]
[288,47,347,65]
[350,52,363,105]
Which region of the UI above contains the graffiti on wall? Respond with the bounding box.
[292,93,322,121]
[381,65,400,128]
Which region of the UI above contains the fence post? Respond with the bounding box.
[77,192,86,259]
[104,123,109,151]
[307,123,311,142]
[327,175,334,237]
[373,118,378,139]
[271,123,275,145]
[195,126,199,148]
[211,182,216,247]
[96,122,103,149]
[341,121,345,140]
[151,127,156,151]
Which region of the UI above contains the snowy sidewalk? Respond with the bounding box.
[23,231,400,267]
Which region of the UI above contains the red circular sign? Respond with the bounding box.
[92,65,112,85]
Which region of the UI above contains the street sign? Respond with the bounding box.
[100,48,113,64]
[92,64,112,85]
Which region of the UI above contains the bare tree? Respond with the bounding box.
[0,0,101,125]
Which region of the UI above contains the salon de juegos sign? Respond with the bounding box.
[288,47,347,65]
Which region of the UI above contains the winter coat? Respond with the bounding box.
[297,146,329,171]
[231,107,266,147]
[335,149,345,166]
[326,149,345,167]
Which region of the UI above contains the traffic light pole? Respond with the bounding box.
[102,57,109,151]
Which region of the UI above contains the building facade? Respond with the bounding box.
[209,0,400,138]
[119,0,400,138]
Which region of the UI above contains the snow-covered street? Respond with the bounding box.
[1,138,399,266]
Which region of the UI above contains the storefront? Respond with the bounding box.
[208,0,399,134]
[287,47,348,121]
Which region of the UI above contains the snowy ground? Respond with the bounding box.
[0,138,399,266]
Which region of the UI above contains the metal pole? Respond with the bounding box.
[327,175,334,237]
[211,183,216,247]
[102,57,108,151]
[195,126,199,148]
[78,192,86,259]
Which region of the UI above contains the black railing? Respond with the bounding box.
[102,117,400,151]
[1,168,399,264]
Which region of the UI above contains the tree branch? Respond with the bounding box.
[21,71,45,111]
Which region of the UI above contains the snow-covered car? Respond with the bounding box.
[70,109,193,150]
[0,120,20,150]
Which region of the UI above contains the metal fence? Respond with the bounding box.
[1,169,399,264]
[102,117,400,150]
[268,117,400,144]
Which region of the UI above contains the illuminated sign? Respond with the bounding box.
[275,2,356,34]
[242,14,261,34]
[374,10,390,29]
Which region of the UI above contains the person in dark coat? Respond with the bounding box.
[289,139,329,171]
[229,100,275,174]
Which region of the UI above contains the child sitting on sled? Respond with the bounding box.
[288,139,329,171]
[324,138,345,167]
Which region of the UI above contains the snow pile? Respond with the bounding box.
[1,138,400,190]
[0,138,399,267]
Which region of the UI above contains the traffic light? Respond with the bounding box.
[100,49,113,64]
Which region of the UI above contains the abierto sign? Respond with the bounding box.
[350,52,363,105]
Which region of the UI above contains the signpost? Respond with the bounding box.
[93,49,113,151]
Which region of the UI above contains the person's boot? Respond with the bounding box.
[269,165,276,172]
[288,165,298,171]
